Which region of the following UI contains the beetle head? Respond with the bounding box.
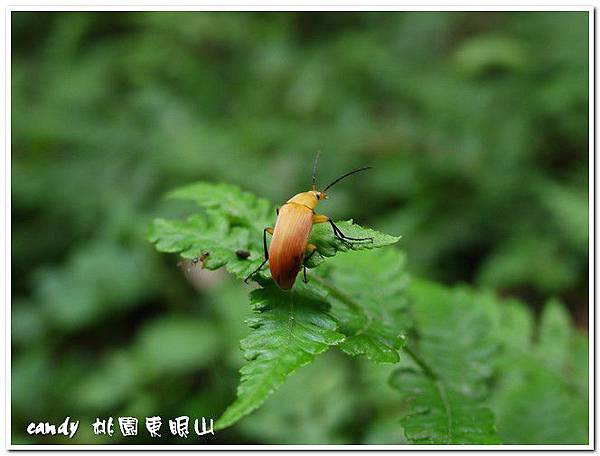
[312,190,327,201]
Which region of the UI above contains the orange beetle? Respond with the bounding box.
[245,153,373,290]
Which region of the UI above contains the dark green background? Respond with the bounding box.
[12,11,588,444]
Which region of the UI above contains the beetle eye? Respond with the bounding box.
[316,194,320,200]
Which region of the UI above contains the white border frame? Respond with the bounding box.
[2,2,595,451]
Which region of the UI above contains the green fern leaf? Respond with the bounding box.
[391,280,501,444]
[167,182,272,232]
[306,221,401,268]
[216,283,345,430]
[149,182,400,280]
[147,211,265,278]
[302,249,409,363]
[390,368,499,444]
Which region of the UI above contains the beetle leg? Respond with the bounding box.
[263,227,274,258]
[244,227,273,283]
[312,214,329,224]
[304,243,317,261]
[302,243,317,284]
[329,219,373,243]
[314,214,373,243]
[276,207,279,216]
[313,214,351,245]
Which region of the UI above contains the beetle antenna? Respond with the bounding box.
[312,150,321,190]
[323,166,373,192]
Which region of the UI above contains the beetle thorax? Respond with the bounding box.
[287,191,319,210]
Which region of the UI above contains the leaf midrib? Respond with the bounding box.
[434,377,453,444]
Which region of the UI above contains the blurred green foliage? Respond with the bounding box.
[11,11,588,445]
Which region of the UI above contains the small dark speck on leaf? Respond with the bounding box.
[236,250,251,260]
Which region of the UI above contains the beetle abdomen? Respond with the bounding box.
[269,203,313,290]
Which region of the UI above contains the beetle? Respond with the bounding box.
[244,152,373,290]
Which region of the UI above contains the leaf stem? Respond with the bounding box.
[308,272,438,383]
[402,344,453,442]
[402,344,437,380]
[307,272,369,321]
